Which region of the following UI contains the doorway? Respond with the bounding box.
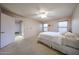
[15,20,24,41]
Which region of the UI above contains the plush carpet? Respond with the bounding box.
[0,36,64,55]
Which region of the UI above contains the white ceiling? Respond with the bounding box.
[1,3,76,22]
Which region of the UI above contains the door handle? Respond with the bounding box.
[0,32,5,34]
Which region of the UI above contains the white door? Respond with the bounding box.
[0,13,15,48]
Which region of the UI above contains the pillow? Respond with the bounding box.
[64,32,77,40]
[75,33,79,37]
[60,32,67,35]
[64,32,74,36]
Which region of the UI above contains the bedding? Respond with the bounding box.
[38,32,79,54]
[63,32,79,40]
[39,32,61,36]
[63,37,79,49]
[38,32,64,46]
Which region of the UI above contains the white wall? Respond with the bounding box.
[72,4,79,34]
[23,19,41,39]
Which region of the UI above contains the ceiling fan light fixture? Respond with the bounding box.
[36,9,48,19]
[39,14,47,18]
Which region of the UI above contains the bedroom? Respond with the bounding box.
[0,3,79,55]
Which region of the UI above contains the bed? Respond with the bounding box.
[38,32,79,54]
[38,32,64,47]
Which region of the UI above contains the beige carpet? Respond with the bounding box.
[0,36,64,55]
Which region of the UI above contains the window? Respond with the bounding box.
[43,24,48,32]
[58,21,67,33]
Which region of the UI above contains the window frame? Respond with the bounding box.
[43,24,48,32]
[58,21,68,32]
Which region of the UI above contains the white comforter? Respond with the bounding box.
[38,32,64,45]
[39,32,61,36]
[38,32,79,54]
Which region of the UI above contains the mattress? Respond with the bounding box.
[63,45,79,54]
[39,32,61,37]
[63,39,79,49]
[38,32,79,54]
[38,32,64,46]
